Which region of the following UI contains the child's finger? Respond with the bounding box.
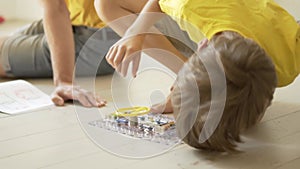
[131,55,141,78]
[150,103,165,114]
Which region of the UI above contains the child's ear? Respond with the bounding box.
[197,38,208,52]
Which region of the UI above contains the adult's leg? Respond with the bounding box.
[14,20,45,35]
[72,25,120,76]
[0,36,9,77]
[0,20,53,78]
[0,20,46,77]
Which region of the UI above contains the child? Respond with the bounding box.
[95,0,300,151]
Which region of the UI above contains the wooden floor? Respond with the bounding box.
[1,20,300,169]
[0,76,298,169]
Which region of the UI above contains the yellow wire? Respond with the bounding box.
[114,106,150,117]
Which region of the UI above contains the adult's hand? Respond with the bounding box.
[51,83,107,107]
[106,35,145,77]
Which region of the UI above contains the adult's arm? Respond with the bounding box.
[40,0,106,107]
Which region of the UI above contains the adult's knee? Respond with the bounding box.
[0,36,7,48]
[0,36,8,58]
[94,0,117,22]
[0,36,9,77]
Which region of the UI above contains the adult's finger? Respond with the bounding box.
[75,92,92,107]
[95,95,107,107]
[51,90,65,106]
[83,90,107,107]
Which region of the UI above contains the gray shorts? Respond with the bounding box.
[155,16,197,56]
[0,18,196,77]
[0,20,119,77]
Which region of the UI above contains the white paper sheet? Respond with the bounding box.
[0,80,54,114]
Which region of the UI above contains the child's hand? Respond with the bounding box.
[106,35,145,77]
[150,94,173,114]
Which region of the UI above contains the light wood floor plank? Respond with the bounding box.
[0,138,99,169]
[0,125,85,159]
[0,107,78,142]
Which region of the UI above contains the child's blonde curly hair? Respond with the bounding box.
[171,31,277,152]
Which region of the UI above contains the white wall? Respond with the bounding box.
[276,0,300,19]
[0,0,42,21]
[0,0,17,20]
[15,0,43,20]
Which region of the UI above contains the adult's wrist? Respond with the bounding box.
[53,77,73,86]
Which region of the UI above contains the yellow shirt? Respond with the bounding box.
[159,0,300,87]
[65,0,105,28]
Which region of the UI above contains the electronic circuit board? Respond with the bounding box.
[88,110,180,145]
